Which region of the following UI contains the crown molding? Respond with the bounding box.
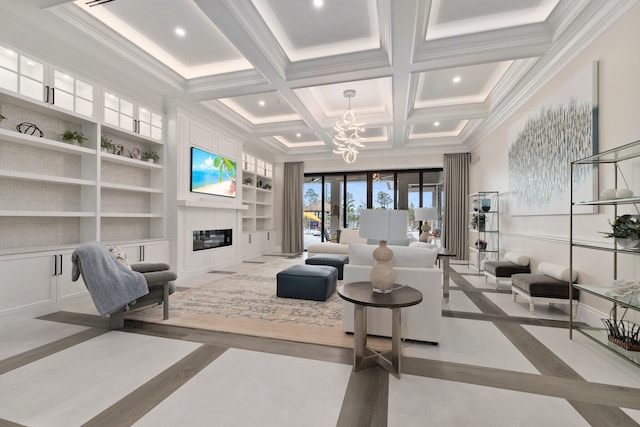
[468,0,637,150]
[49,4,185,92]
[185,70,270,101]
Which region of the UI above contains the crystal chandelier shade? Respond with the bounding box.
[333,89,365,164]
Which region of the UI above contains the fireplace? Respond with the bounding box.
[193,229,232,251]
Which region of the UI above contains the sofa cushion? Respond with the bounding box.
[367,238,410,246]
[339,229,367,244]
[409,241,437,249]
[504,252,530,266]
[538,262,578,283]
[349,243,438,268]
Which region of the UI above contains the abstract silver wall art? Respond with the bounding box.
[509,62,598,215]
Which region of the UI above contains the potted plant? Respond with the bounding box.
[101,135,114,153]
[0,111,5,122]
[471,214,486,231]
[142,151,159,163]
[243,177,253,185]
[61,129,87,146]
[601,214,640,249]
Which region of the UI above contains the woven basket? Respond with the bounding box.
[607,335,640,352]
[602,319,640,352]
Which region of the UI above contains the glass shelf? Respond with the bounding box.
[573,284,640,310]
[572,139,640,164]
[574,327,640,366]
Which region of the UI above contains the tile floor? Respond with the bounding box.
[1,259,639,426]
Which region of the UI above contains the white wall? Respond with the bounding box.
[471,2,640,319]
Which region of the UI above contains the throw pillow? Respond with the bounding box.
[108,246,132,270]
[504,252,530,266]
[348,243,376,266]
[391,246,438,268]
[538,262,577,283]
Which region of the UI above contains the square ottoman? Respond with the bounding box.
[277,264,338,301]
[305,254,349,280]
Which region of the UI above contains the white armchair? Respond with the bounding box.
[342,243,443,343]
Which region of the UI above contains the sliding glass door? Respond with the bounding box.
[303,168,444,250]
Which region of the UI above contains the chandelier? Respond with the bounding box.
[333,89,365,164]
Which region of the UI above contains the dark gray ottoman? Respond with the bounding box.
[305,254,349,280]
[277,265,338,301]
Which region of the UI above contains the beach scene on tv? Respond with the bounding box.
[191,147,237,197]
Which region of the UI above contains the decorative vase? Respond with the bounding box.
[481,198,491,212]
[472,200,479,211]
[370,241,395,293]
[615,237,640,249]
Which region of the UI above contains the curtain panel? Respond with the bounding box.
[443,153,470,260]
[283,162,304,253]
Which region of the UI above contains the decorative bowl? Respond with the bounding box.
[616,237,640,249]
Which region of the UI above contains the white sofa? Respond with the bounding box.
[307,229,367,256]
[342,243,442,343]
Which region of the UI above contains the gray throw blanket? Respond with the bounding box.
[72,241,149,316]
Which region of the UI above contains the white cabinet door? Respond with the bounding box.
[103,90,162,140]
[115,241,169,264]
[58,250,87,299]
[0,43,96,119]
[0,252,56,316]
[266,230,276,251]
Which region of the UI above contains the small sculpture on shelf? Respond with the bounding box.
[243,177,253,185]
[16,122,43,137]
[471,214,486,231]
[61,129,87,146]
[263,183,272,190]
[474,239,487,250]
[142,150,159,163]
[113,143,124,156]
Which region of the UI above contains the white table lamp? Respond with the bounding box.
[359,209,408,293]
[414,207,437,243]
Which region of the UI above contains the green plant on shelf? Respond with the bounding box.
[142,151,160,162]
[61,129,87,145]
[243,177,253,185]
[101,135,114,152]
[0,111,5,122]
[601,214,640,240]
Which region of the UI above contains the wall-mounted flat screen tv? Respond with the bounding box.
[190,146,237,198]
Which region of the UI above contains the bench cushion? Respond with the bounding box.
[511,273,579,299]
[484,261,531,278]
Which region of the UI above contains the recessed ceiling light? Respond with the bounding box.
[434,121,440,127]
[175,27,186,37]
[452,76,461,84]
[296,133,301,138]
[258,100,266,106]
[313,0,324,8]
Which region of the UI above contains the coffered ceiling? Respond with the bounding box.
[5,0,633,162]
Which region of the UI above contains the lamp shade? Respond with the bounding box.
[359,209,408,242]
[414,207,437,221]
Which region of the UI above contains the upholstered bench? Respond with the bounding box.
[511,262,579,317]
[276,264,338,301]
[305,254,349,280]
[484,252,531,289]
